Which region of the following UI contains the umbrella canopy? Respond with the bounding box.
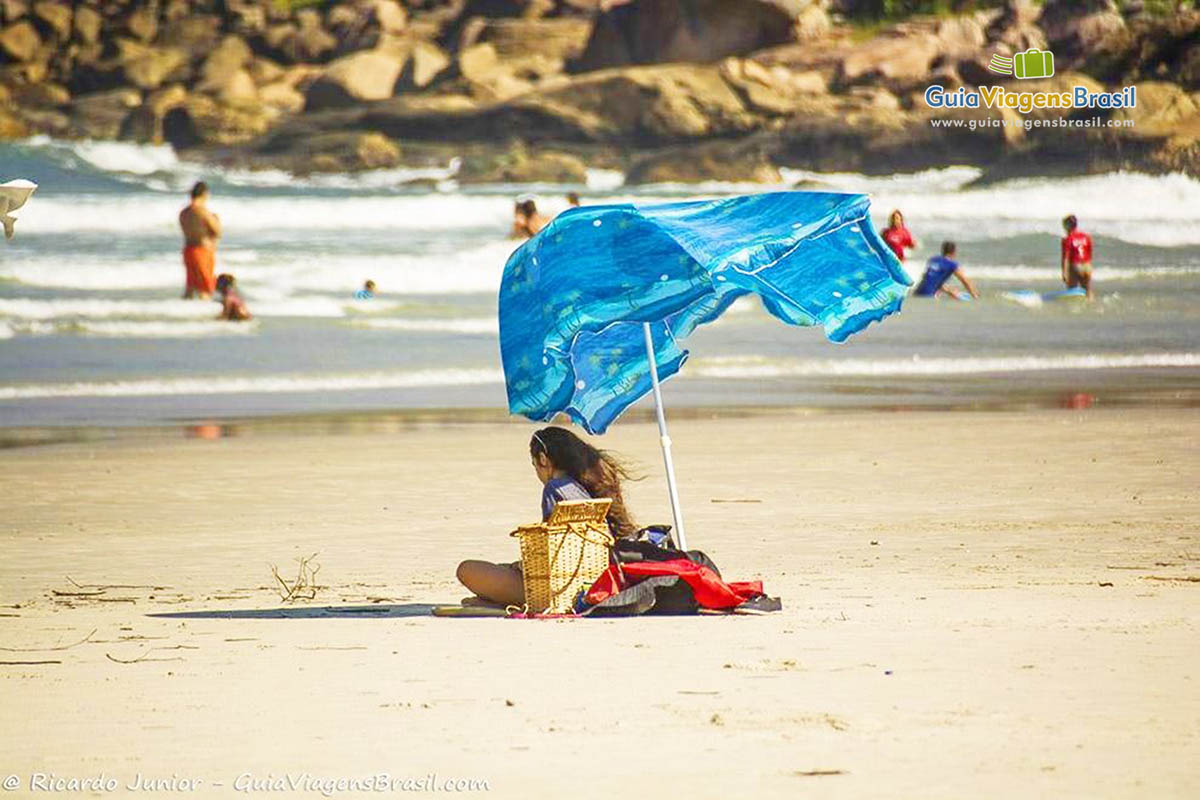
[0,179,37,241]
[499,191,911,435]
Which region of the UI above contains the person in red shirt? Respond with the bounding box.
[1060,214,1094,299]
[881,209,917,263]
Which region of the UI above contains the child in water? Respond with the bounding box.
[456,426,638,606]
[215,273,252,321]
[355,279,376,300]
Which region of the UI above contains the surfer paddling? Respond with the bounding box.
[179,181,221,299]
[914,241,978,300]
[1061,214,1094,300]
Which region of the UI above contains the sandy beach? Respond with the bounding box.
[0,407,1196,798]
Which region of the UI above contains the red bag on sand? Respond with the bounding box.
[584,559,766,612]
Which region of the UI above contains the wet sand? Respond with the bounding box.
[0,408,1197,798]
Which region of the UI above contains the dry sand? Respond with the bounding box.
[0,408,1197,798]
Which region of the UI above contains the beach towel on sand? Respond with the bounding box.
[577,540,781,616]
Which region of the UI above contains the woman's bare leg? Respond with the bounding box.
[456,560,524,606]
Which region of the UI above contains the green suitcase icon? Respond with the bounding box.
[1014,49,1054,80]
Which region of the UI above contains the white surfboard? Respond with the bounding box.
[1002,287,1087,307]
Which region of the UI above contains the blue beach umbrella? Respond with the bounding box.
[499,191,911,548]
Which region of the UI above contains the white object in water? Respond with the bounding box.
[0,179,38,241]
[1002,287,1088,308]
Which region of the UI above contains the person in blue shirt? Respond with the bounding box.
[914,241,978,300]
[456,426,638,606]
[354,279,376,300]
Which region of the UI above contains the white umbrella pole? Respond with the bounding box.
[642,322,688,551]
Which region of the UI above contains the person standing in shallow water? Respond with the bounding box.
[881,209,917,263]
[1061,214,1095,300]
[179,181,221,299]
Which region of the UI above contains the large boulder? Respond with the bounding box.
[198,35,253,87]
[68,87,141,139]
[31,1,70,40]
[125,6,158,43]
[120,83,187,143]
[574,0,812,71]
[115,40,189,90]
[462,17,591,62]
[1083,11,1200,90]
[282,9,338,62]
[627,140,781,183]
[456,42,533,101]
[719,57,827,116]
[326,0,407,54]
[396,39,451,90]
[457,145,587,183]
[72,5,101,45]
[0,20,39,61]
[166,93,277,147]
[256,130,403,173]
[258,80,305,113]
[304,50,405,111]
[839,30,942,89]
[363,63,758,147]
[1110,81,1199,136]
[1,0,28,24]
[1039,0,1126,69]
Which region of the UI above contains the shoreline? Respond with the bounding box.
[3,384,1199,450]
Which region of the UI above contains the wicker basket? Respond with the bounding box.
[510,499,614,614]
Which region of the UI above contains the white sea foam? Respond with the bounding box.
[936,265,1200,283]
[18,136,462,191]
[17,193,517,235]
[0,295,346,321]
[0,297,217,320]
[863,171,1200,246]
[585,169,626,191]
[781,166,984,192]
[690,352,1200,378]
[349,317,498,334]
[0,367,504,400]
[76,320,259,337]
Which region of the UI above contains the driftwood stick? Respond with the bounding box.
[0,628,97,653]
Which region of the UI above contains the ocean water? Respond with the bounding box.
[1,137,1198,427]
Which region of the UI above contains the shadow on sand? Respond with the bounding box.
[149,603,438,620]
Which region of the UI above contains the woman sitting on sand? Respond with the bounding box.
[456,426,637,606]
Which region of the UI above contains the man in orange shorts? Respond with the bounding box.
[179,181,221,298]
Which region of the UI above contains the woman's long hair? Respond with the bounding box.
[530,426,638,538]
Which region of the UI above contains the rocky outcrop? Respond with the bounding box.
[1039,0,1126,69]
[1082,10,1200,90]
[574,0,818,71]
[457,143,587,182]
[0,0,1194,182]
[304,50,406,110]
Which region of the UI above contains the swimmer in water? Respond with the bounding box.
[215,273,252,321]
